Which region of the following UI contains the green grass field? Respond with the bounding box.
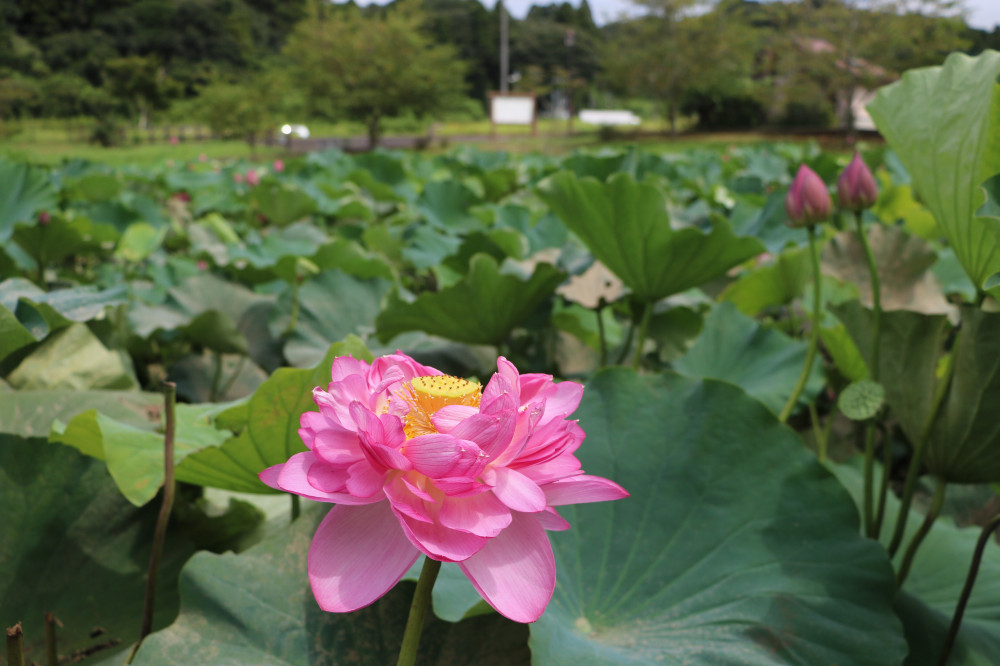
[0,116,857,166]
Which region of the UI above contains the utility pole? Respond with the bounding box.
[565,28,574,135]
[500,1,509,93]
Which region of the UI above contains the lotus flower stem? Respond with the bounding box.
[209,352,224,402]
[291,494,300,522]
[6,623,24,666]
[396,557,442,666]
[888,350,956,558]
[44,612,57,666]
[938,513,1000,666]
[632,302,651,370]
[854,212,884,539]
[896,476,946,587]
[127,382,177,664]
[779,225,822,424]
[615,318,635,366]
[596,299,608,368]
[808,402,827,462]
[874,426,892,538]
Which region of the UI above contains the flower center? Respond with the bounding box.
[402,374,481,439]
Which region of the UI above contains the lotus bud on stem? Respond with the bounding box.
[779,165,830,424]
[6,623,24,666]
[127,382,177,664]
[836,154,884,539]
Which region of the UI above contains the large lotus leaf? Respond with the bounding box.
[0,435,194,663]
[822,224,954,315]
[728,191,807,254]
[833,300,949,449]
[492,205,568,255]
[0,303,36,364]
[52,402,232,506]
[924,306,1000,482]
[224,222,329,280]
[7,322,138,390]
[673,302,824,415]
[12,215,113,268]
[528,369,905,665]
[867,50,1000,292]
[376,253,566,346]
[401,224,464,272]
[832,302,1000,482]
[173,337,373,494]
[0,389,161,437]
[829,460,1000,665]
[0,279,128,339]
[250,182,319,227]
[0,160,57,244]
[311,237,395,281]
[418,180,485,232]
[537,171,763,303]
[130,274,274,356]
[269,269,390,368]
[720,246,811,316]
[131,506,528,665]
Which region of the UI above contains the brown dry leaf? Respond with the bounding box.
[557,260,625,309]
[822,224,955,317]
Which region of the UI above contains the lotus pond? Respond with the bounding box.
[3,51,1000,666]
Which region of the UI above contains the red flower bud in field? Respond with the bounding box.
[837,153,878,212]
[38,211,50,226]
[785,165,831,228]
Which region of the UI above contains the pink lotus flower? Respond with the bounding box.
[273,159,285,172]
[837,152,878,212]
[785,164,831,228]
[260,353,628,623]
[246,169,260,187]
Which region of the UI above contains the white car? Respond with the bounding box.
[280,124,310,139]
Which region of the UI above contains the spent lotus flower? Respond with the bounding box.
[260,353,628,623]
[837,152,879,212]
[785,164,831,228]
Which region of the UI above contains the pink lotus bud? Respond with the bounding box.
[197,260,209,271]
[174,191,191,204]
[837,153,878,212]
[246,169,260,187]
[233,172,244,184]
[38,211,50,226]
[785,165,831,228]
[199,153,208,162]
[273,159,285,172]
[169,136,179,145]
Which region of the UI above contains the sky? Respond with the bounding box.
[444,0,1000,29]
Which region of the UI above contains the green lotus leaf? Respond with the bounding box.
[376,253,566,346]
[720,246,811,316]
[174,337,373,494]
[867,50,1000,292]
[418,180,485,233]
[0,160,57,244]
[249,182,319,227]
[269,269,390,368]
[537,171,763,303]
[130,507,528,665]
[7,322,138,391]
[0,435,194,664]
[830,460,1000,665]
[673,302,824,415]
[529,369,905,665]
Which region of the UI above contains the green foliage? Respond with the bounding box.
[867,50,1000,294]
[284,4,467,148]
[530,369,905,665]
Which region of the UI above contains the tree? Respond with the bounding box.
[603,0,755,134]
[284,3,467,148]
[104,55,178,128]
